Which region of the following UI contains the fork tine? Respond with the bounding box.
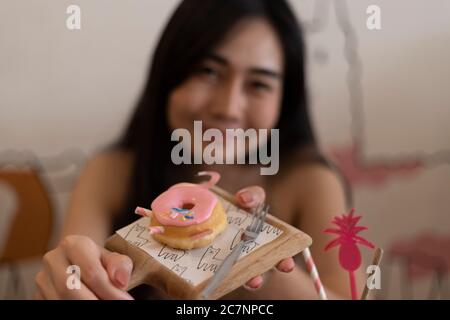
[254,202,264,224]
[246,205,257,231]
[252,204,264,232]
[248,202,263,231]
[261,204,269,230]
[249,203,263,232]
[255,204,269,233]
[255,204,266,232]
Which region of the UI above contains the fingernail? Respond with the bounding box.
[123,292,134,300]
[115,269,128,288]
[244,276,263,290]
[280,264,293,272]
[281,266,293,272]
[244,283,261,291]
[278,260,295,272]
[243,283,258,291]
[238,191,254,203]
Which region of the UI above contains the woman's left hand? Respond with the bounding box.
[235,186,295,290]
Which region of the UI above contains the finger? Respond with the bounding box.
[244,275,264,290]
[34,288,45,300]
[64,240,133,300]
[276,258,295,273]
[42,249,98,300]
[35,270,59,300]
[236,186,266,208]
[101,249,133,290]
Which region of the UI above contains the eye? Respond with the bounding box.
[249,80,272,93]
[195,65,219,79]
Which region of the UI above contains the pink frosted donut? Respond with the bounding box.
[150,171,220,227]
[135,171,227,249]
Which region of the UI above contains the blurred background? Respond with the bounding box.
[1,0,449,299]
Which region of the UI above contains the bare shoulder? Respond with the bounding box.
[291,162,343,191]
[84,149,135,187]
[88,149,134,169]
[288,163,346,207]
[78,149,135,213]
[269,162,346,225]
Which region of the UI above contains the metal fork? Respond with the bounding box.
[200,202,270,299]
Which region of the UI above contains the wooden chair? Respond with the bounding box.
[0,169,53,299]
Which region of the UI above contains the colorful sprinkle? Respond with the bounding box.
[170,207,195,221]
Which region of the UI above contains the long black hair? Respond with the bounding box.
[112,0,336,230]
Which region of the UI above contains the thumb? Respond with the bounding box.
[101,249,133,290]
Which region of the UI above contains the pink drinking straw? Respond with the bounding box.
[303,247,328,300]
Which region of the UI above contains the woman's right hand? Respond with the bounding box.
[35,235,134,300]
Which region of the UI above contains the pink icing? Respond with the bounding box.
[150,172,220,227]
[190,229,213,240]
[148,226,165,234]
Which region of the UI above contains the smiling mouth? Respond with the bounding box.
[202,123,244,134]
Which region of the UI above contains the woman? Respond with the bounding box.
[35,0,362,299]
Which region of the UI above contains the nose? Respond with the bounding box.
[209,78,245,125]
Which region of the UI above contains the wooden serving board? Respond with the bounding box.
[105,186,312,300]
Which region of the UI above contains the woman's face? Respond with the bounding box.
[168,17,284,158]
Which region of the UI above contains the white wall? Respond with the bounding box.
[0,0,179,155]
[293,0,450,299]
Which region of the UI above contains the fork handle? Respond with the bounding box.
[200,239,249,299]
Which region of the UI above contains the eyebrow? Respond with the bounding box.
[204,53,283,80]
